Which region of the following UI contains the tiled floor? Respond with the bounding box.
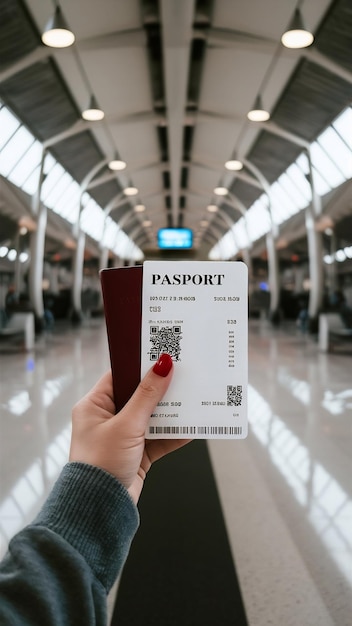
[1,318,351,624]
[210,320,352,625]
[0,319,110,560]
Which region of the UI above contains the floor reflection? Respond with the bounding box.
[0,320,110,559]
[248,381,352,588]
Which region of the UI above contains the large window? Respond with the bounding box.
[210,106,352,260]
[0,102,142,261]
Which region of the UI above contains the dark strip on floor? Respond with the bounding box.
[111,440,248,626]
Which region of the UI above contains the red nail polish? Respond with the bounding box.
[153,353,173,377]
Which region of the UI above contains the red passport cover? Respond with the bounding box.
[100,265,143,412]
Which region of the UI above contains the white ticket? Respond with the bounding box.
[141,260,248,439]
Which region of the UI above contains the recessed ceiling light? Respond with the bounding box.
[124,186,139,196]
[213,188,227,196]
[225,159,243,171]
[109,159,126,171]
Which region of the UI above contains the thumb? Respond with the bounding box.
[118,353,173,432]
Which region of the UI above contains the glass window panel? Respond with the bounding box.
[45,172,73,210]
[133,244,143,261]
[219,230,236,259]
[54,181,80,223]
[286,162,312,202]
[0,108,21,151]
[0,126,34,176]
[297,141,340,196]
[235,218,250,249]
[310,141,345,188]
[81,201,104,240]
[332,107,352,150]
[41,163,66,201]
[7,140,42,188]
[296,152,309,174]
[218,229,233,259]
[246,196,271,240]
[81,191,90,206]
[209,244,221,261]
[103,217,117,248]
[58,194,80,224]
[221,231,234,259]
[44,153,57,175]
[281,167,310,207]
[22,165,41,195]
[270,182,297,224]
[271,201,287,224]
[312,167,331,195]
[114,227,133,257]
[317,127,352,181]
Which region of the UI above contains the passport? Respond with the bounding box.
[101,261,248,439]
[100,265,143,412]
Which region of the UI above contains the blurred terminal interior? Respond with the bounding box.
[0,0,351,329]
[1,2,352,625]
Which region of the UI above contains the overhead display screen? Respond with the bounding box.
[157,228,193,249]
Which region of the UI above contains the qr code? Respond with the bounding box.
[227,385,243,406]
[149,326,182,362]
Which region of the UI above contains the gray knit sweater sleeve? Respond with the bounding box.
[0,462,139,626]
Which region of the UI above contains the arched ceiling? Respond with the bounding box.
[0,0,351,257]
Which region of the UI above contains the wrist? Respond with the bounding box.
[33,462,139,591]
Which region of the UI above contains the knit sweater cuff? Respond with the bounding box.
[33,462,139,592]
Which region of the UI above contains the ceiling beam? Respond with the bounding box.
[160,0,196,226]
[191,159,263,190]
[302,48,352,85]
[204,27,352,85]
[43,120,93,149]
[196,110,242,125]
[251,120,309,149]
[205,27,277,54]
[0,47,49,83]
[107,110,161,126]
[77,28,146,50]
[87,161,167,191]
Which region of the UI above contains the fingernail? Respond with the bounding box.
[153,353,173,377]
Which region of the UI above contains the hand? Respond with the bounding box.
[69,354,191,503]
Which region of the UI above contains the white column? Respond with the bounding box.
[28,148,47,321]
[266,231,280,316]
[306,149,324,321]
[72,230,86,321]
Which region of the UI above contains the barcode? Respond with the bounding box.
[227,385,242,406]
[149,325,182,362]
[149,426,242,435]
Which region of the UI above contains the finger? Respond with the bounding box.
[118,353,173,433]
[73,370,116,418]
[90,370,114,400]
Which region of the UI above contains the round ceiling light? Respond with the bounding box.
[213,187,227,196]
[108,159,126,171]
[225,159,243,171]
[41,7,75,48]
[124,186,139,196]
[281,9,314,49]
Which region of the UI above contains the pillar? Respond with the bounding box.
[28,148,47,326]
[306,149,324,328]
[71,229,85,322]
